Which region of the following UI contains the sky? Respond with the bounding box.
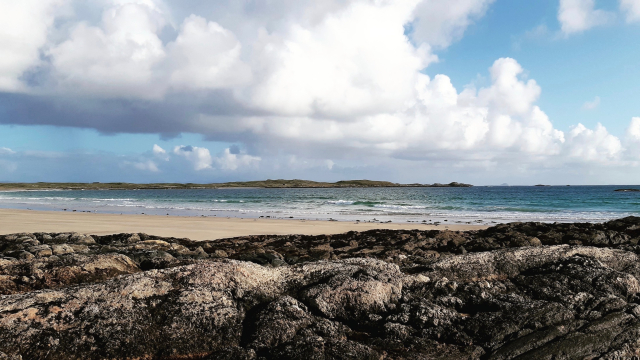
[0,0,639,185]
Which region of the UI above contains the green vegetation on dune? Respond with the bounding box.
[0,179,472,191]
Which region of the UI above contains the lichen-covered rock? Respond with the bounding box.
[51,244,74,255]
[249,296,313,351]
[1,217,640,359]
[300,259,402,321]
[0,260,289,359]
[0,253,140,295]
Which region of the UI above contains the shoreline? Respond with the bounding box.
[0,209,487,240]
[1,185,637,226]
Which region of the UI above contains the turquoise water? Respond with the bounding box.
[0,186,638,223]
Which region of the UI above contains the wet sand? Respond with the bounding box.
[0,209,487,240]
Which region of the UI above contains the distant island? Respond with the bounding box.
[0,179,473,191]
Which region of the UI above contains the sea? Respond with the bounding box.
[0,185,639,225]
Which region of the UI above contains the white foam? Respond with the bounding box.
[0,188,637,223]
[327,200,355,205]
[374,204,427,210]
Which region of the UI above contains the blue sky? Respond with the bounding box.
[0,0,639,184]
[0,125,231,155]
[427,0,640,134]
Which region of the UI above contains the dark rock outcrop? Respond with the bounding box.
[2,217,640,359]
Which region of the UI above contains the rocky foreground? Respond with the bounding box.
[2,218,640,359]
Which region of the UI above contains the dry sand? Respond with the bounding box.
[0,209,487,240]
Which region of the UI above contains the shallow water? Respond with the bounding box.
[0,186,638,224]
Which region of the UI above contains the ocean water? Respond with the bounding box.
[0,186,638,224]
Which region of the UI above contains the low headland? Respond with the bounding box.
[2,216,640,359]
[0,179,473,191]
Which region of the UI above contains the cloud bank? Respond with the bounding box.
[0,0,638,183]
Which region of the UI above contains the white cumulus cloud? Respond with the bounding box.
[152,144,166,154]
[167,15,250,90]
[624,117,640,159]
[48,1,168,99]
[558,0,614,35]
[620,0,640,22]
[565,123,622,163]
[410,0,495,48]
[243,0,435,117]
[0,0,67,91]
[152,144,169,161]
[215,148,261,170]
[204,57,565,160]
[0,0,637,180]
[173,145,212,170]
[627,117,640,141]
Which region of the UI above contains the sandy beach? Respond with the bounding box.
[0,208,486,240]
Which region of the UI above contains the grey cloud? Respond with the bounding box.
[0,91,258,137]
[228,145,241,154]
